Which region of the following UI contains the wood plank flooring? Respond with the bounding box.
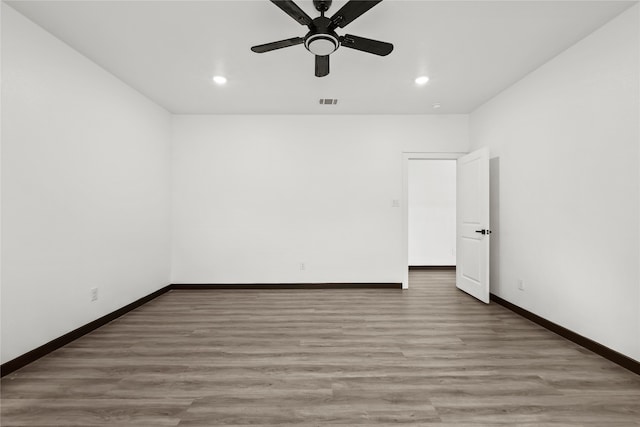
[2,269,640,425]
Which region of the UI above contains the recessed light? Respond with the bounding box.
[415,76,429,85]
[212,75,227,85]
[432,103,441,109]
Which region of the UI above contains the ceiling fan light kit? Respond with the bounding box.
[251,0,393,77]
[305,33,339,56]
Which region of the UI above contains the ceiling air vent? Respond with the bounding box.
[319,98,338,105]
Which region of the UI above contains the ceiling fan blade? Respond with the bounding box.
[251,37,304,53]
[315,55,329,77]
[340,34,393,56]
[330,0,382,28]
[270,0,313,26]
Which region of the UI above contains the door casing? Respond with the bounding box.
[401,152,465,289]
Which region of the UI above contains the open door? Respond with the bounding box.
[456,148,490,303]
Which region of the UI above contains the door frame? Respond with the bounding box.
[401,152,466,289]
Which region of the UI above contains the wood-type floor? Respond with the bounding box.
[2,269,640,426]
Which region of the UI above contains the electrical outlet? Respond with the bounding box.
[90,287,99,302]
[391,199,400,208]
[300,262,306,271]
[517,280,525,291]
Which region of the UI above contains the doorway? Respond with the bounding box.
[402,153,465,289]
[408,159,456,267]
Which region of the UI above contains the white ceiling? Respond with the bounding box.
[6,0,636,114]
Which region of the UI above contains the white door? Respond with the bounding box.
[456,148,490,303]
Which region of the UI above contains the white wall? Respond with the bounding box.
[171,115,468,284]
[408,160,456,266]
[470,5,640,361]
[1,4,172,363]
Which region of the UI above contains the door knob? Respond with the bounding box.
[475,229,492,235]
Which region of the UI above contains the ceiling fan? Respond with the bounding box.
[251,0,393,77]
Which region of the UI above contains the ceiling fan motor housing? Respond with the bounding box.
[313,0,332,12]
[304,16,339,56]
